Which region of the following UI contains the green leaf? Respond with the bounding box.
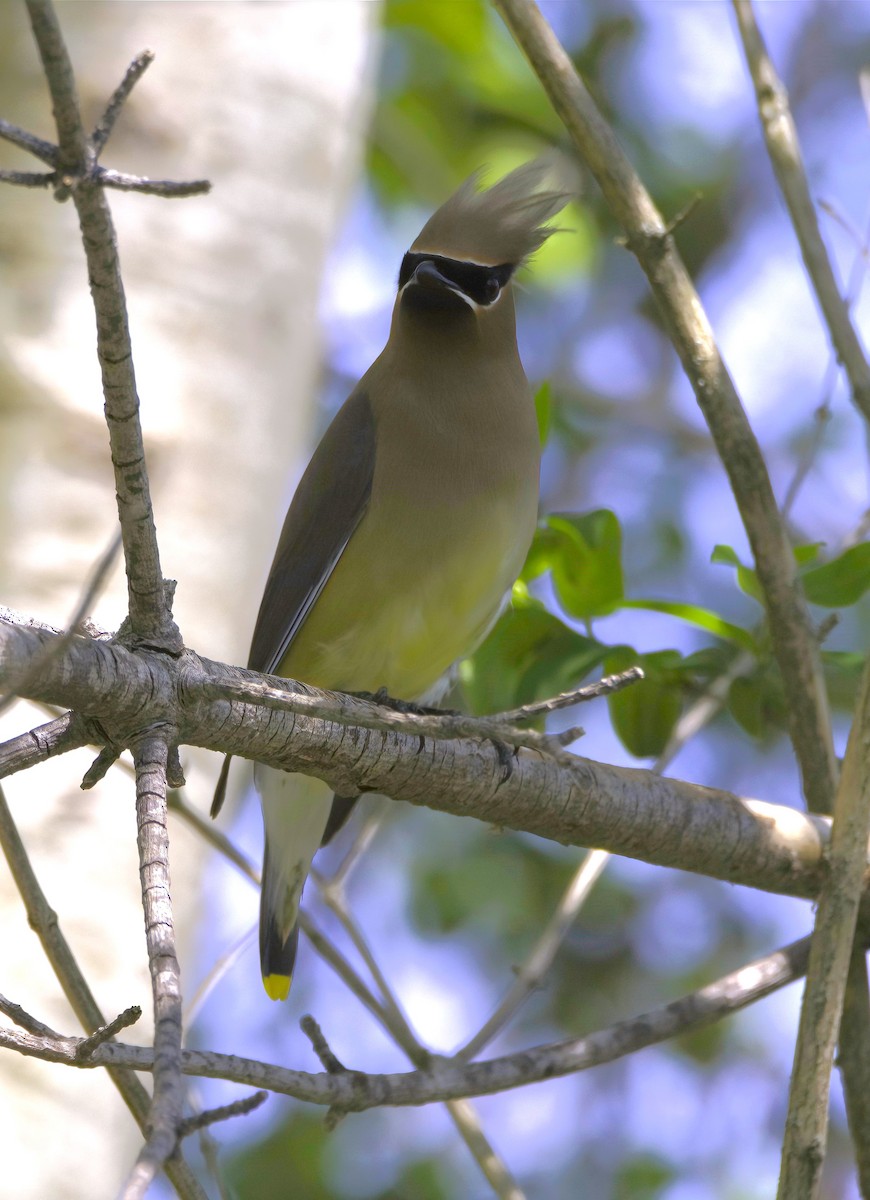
[384,0,487,56]
[793,542,824,566]
[823,650,867,709]
[537,509,624,620]
[534,380,552,446]
[605,647,683,757]
[461,603,606,715]
[622,597,758,653]
[727,667,787,739]
[711,543,764,604]
[801,542,870,607]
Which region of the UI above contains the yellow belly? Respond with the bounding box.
[279,491,533,700]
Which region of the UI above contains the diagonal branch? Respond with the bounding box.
[493,0,837,817]
[732,0,870,427]
[0,784,206,1200]
[0,935,815,1109]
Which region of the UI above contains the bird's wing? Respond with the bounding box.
[211,388,374,821]
[248,386,376,675]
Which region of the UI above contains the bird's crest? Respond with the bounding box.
[411,158,571,268]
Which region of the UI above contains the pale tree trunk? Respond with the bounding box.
[0,3,376,1195]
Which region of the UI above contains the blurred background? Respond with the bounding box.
[2,2,870,1198]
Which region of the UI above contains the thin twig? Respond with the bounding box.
[732,0,870,426]
[459,849,610,1061]
[0,783,206,1200]
[119,732,185,1200]
[494,0,837,815]
[0,116,57,164]
[0,994,63,1039]
[487,667,643,724]
[777,656,870,1200]
[0,936,814,1110]
[96,167,211,197]
[0,169,54,186]
[300,1015,346,1073]
[313,874,526,1197]
[209,674,579,762]
[76,1006,142,1061]
[24,0,180,649]
[176,1091,268,1140]
[0,528,121,718]
[91,50,154,157]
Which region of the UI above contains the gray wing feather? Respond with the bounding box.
[248,388,376,674]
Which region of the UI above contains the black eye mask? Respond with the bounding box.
[399,252,514,306]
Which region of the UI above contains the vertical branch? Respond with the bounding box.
[731,6,870,1190]
[493,0,838,815]
[777,657,870,1199]
[120,731,185,1200]
[24,0,180,649]
[732,0,870,425]
[840,944,870,1199]
[0,783,205,1200]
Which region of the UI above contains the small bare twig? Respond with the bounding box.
[313,871,526,1197]
[0,168,55,187]
[96,168,210,198]
[91,49,154,157]
[0,528,121,719]
[0,994,63,1039]
[208,674,581,762]
[0,116,57,164]
[459,848,610,1062]
[76,1006,142,1061]
[176,1091,268,1140]
[300,1015,346,1074]
[486,666,643,724]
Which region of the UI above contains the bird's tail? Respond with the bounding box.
[256,766,334,1001]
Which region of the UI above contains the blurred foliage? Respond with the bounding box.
[462,507,870,756]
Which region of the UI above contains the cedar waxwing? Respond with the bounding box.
[213,161,569,1000]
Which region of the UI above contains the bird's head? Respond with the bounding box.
[393,159,570,341]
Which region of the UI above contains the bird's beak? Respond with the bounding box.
[408,259,454,292]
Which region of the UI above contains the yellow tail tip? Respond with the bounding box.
[263,973,292,1002]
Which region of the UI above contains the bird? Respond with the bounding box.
[212,160,569,1000]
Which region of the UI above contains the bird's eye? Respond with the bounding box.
[484,276,500,303]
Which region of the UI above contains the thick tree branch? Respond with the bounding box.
[0,622,837,904]
[493,0,837,817]
[0,784,206,1200]
[0,937,813,1110]
[777,656,870,1200]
